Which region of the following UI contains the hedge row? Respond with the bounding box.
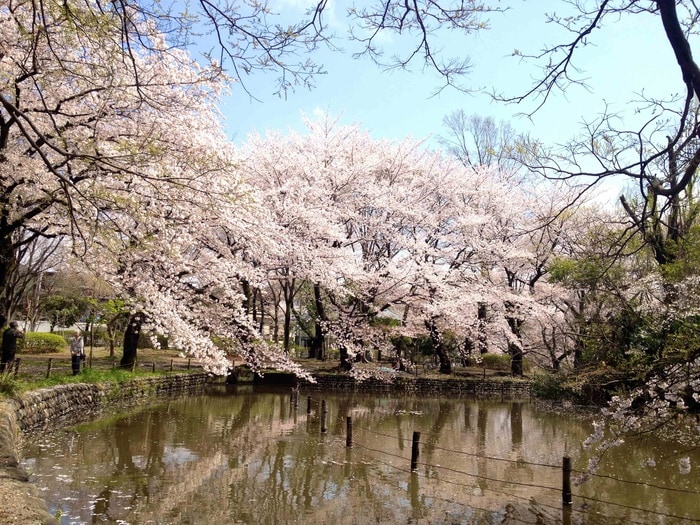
[18,332,66,354]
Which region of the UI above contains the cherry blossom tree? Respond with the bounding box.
[0,1,313,375]
[238,114,582,377]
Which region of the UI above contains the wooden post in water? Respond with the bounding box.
[320,400,327,433]
[346,416,353,448]
[46,358,53,379]
[411,431,421,471]
[562,456,572,505]
[187,358,191,370]
[152,362,156,373]
[170,359,174,373]
[307,396,312,415]
[562,504,572,525]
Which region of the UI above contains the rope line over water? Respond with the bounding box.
[572,468,700,495]
[353,422,564,470]
[351,421,700,497]
[351,442,565,516]
[306,395,699,522]
[334,414,700,523]
[574,493,700,523]
[353,437,700,523]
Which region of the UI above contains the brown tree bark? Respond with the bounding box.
[425,317,452,374]
[120,312,145,369]
[309,283,327,360]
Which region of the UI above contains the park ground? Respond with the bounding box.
[8,346,521,386]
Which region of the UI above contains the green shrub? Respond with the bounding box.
[19,332,67,354]
[481,353,512,371]
[531,372,571,400]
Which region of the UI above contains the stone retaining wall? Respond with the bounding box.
[0,373,209,525]
[302,374,531,398]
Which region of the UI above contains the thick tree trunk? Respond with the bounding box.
[505,302,524,377]
[477,302,488,354]
[241,279,252,316]
[509,340,523,376]
[309,283,327,360]
[338,346,352,371]
[309,321,324,359]
[120,313,144,369]
[426,318,452,375]
[0,231,17,322]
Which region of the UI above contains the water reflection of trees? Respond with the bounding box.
[22,389,700,524]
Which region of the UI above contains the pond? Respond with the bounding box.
[21,386,700,524]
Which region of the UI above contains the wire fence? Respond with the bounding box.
[2,355,203,381]
[297,392,700,525]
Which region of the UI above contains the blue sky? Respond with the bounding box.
[216,2,685,151]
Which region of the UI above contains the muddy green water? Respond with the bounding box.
[21,386,700,524]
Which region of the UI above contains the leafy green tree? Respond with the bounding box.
[98,299,131,358]
[42,294,93,332]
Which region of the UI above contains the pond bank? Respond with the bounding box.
[244,369,532,398]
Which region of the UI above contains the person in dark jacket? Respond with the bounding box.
[1,321,24,373]
[70,330,84,375]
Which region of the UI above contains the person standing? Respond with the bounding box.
[1,321,24,373]
[70,330,84,375]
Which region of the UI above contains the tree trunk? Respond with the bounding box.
[573,336,584,370]
[282,280,295,354]
[508,339,523,376]
[241,279,252,316]
[251,287,259,325]
[107,319,120,358]
[505,301,524,377]
[0,231,17,322]
[505,319,524,376]
[477,302,488,354]
[309,283,327,360]
[283,302,292,353]
[426,318,452,374]
[120,313,144,369]
[338,346,352,371]
[258,291,265,333]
